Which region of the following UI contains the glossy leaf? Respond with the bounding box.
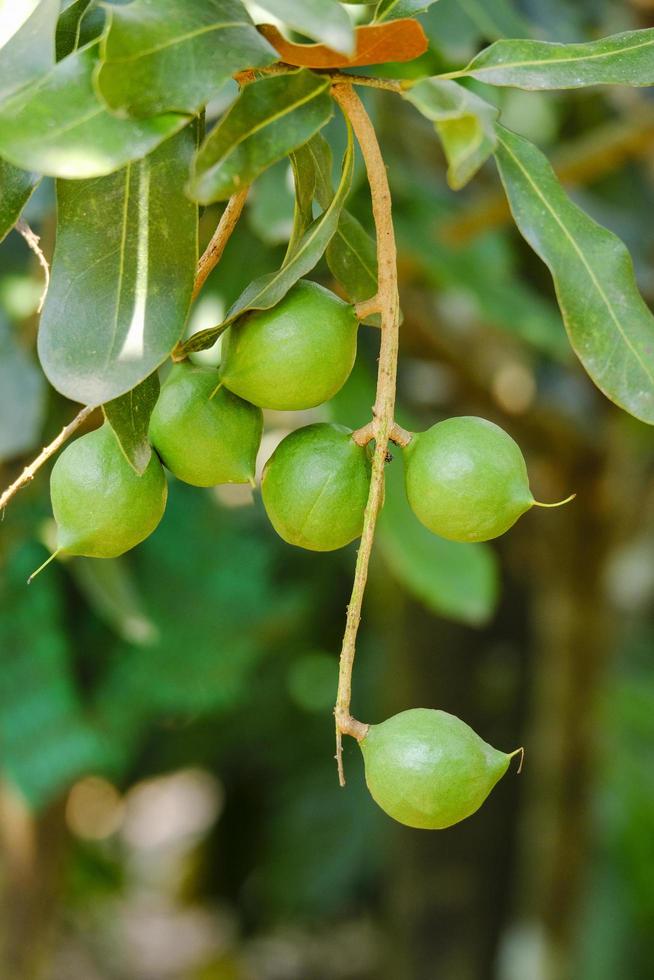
[0,158,40,242]
[225,124,353,321]
[404,78,498,189]
[0,0,58,103]
[0,321,45,462]
[254,0,355,56]
[0,42,187,179]
[188,71,333,205]
[103,370,161,474]
[495,125,654,424]
[56,0,105,60]
[187,126,353,352]
[258,18,428,68]
[458,29,654,89]
[39,125,197,406]
[96,0,276,118]
[327,210,378,304]
[293,134,378,306]
[375,0,441,22]
[286,143,319,258]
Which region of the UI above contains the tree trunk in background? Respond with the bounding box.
[0,785,67,980]
[378,442,617,980]
[377,587,529,980]
[500,443,617,980]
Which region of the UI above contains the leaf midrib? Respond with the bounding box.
[199,79,329,179]
[496,130,654,387]
[104,20,252,64]
[470,33,654,77]
[226,135,353,320]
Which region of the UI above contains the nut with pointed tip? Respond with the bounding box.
[149,362,262,487]
[360,708,522,830]
[403,416,573,543]
[30,423,167,581]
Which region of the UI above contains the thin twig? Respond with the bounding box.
[171,189,250,360]
[237,63,407,92]
[2,190,250,508]
[354,295,381,320]
[0,406,95,513]
[16,220,49,313]
[331,84,401,785]
[191,188,249,303]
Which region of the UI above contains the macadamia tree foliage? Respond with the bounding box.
[2,0,654,829]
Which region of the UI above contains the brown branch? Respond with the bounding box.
[354,295,381,320]
[0,405,95,512]
[331,84,401,785]
[191,188,249,303]
[237,63,407,92]
[15,220,49,313]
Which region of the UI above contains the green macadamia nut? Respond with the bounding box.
[261,423,371,551]
[360,708,518,830]
[50,422,167,559]
[404,416,534,542]
[149,362,262,487]
[219,280,358,410]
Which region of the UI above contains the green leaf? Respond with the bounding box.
[96,0,276,118]
[0,42,188,179]
[374,0,441,23]
[0,321,45,462]
[0,158,40,242]
[188,71,333,205]
[103,371,161,474]
[494,125,654,424]
[286,142,320,259]
[378,453,498,626]
[404,78,498,189]
[0,0,58,103]
[254,0,355,56]
[39,125,197,406]
[327,210,378,304]
[456,29,654,89]
[225,123,353,320]
[293,133,378,307]
[56,0,105,60]
[186,125,353,352]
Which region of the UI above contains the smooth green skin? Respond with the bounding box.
[261,423,371,551]
[404,416,533,543]
[360,708,512,830]
[149,363,262,487]
[220,280,358,411]
[50,423,167,559]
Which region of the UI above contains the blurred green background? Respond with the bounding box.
[2,1,654,977]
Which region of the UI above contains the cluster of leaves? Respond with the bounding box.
[3,0,654,808]
[2,0,654,434]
